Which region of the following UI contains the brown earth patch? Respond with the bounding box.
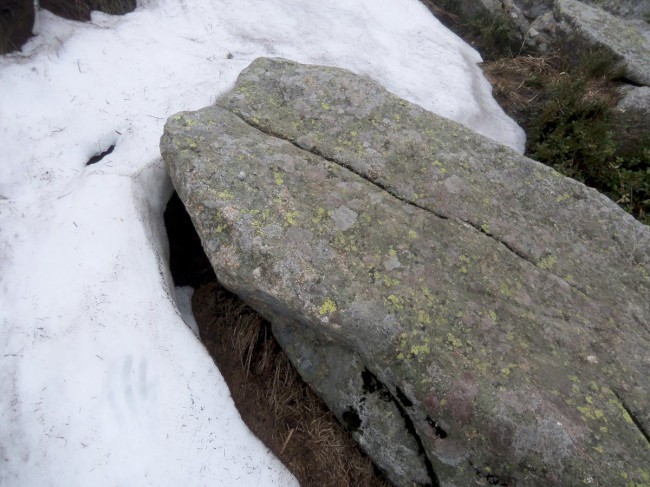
[192,281,391,487]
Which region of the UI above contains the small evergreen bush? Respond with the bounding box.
[527,54,649,223]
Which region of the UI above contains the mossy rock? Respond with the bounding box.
[161,58,650,487]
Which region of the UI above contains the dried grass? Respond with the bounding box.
[193,281,391,487]
[481,54,566,113]
[481,52,621,129]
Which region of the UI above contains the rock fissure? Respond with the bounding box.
[425,417,448,439]
[231,110,590,298]
[613,389,650,449]
[228,111,451,222]
[464,218,589,295]
[361,368,440,487]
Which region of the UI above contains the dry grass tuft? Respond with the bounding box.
[481,52,621,131]
[482,54,565,108]
[193,281,391,487]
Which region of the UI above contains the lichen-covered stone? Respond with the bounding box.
[554,0,650,86]
[161,58,650,487]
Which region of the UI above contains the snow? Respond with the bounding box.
[0,0,524,485]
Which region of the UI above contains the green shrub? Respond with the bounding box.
[468,12,522,59]
[527,57,649,223]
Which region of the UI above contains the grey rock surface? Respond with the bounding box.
[554,0,650,86]
[613,86,650,154]
[161,58,650,487]
[516,0,650,20]
[576,0,650,20]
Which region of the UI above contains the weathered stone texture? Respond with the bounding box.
[613,86,650,155]
[161,58,650,487]
[554,0,650,86]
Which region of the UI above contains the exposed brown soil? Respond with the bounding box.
[192,281,391,487]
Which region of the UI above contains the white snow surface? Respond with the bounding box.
[0,1,524,485]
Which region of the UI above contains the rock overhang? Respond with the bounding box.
[161,57,650,487]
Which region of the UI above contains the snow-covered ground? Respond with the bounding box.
[0,1,524,485]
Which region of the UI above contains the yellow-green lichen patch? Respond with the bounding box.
[184,137,198,149]
[408,229,417,240]
[410,343,430,357]
[274,171,284,186]
[382,275,401,287]
[447,333,463,348]
[386,294,404,310]
[556,193,570,203]
[179,116,199,128]
[577,403,605,421]
[319,298,337,315]
[312,207,326,224]
[501,364,516,377]
[284,211,300,226]
[218,189,234,200]
[499,282,516,297]
[418,310,432,325]
[538,254,557,270]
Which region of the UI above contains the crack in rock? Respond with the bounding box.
[230,111,590,296]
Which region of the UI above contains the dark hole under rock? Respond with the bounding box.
[163,192,216,287]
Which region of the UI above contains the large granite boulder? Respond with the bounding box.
[161,58,650,487]
[554,0,650,87]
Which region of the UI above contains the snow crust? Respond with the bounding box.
[0,1,524,485]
